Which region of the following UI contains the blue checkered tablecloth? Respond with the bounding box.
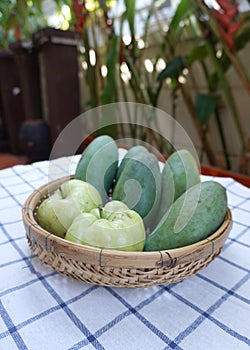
[0,154,249,350]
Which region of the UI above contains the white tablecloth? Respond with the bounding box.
[0,155,249,350]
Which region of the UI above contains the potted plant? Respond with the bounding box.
[70,0,250,175]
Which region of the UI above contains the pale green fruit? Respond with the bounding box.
[37,197,80,238]
[36,179,102,237]
[65,200,146,251]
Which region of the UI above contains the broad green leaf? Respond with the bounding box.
[188,42,208,65]
[157,56,186,81]
[195,93,220,125]
[169,0,193,36]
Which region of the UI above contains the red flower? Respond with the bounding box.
[211,0,243,51]
[72,0,88,35]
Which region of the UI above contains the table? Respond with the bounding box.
[0,155,249,350]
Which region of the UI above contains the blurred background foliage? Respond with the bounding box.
[1,0,250,173]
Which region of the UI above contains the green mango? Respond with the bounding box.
[116,145,148,180]
[156,149,200,224]
[75,135,118,203]
[144,181,227,251]
[113,150,161,230]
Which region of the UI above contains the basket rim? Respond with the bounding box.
[22,175,232,269]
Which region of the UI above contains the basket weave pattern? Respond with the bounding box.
[23,176,232,288]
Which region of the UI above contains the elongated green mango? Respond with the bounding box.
[75,135,118,203]
[156,149,200,224]
[144,181,227,251]
[116,145,148,180]
[112,151,161,230]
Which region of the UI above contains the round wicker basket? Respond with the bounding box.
[22,175,232,288]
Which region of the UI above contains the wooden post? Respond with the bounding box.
[0,51,25,154]
[32,27,81,144]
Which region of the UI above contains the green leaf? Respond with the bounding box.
[195,93,220,125]
[101,35,120,104]
[32,0,43,14]
[124,0,136,37]
[208,72,219,92]
[100,35,120,138]
[16,0,28,19]
[235,27,250,52]
[188,42,208,65]
[211,27,250,77]
[83,29,98,108]
[157,56,186,81]
[4,12,18,32]
[169,0,193,36]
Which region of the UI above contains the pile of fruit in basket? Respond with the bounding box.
[36,135,228,252]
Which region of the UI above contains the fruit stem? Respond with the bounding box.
[98,205,103,218]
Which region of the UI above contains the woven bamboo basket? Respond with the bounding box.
[22,175,232,288]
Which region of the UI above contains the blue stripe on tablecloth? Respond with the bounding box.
[30,160,69,175]
[0,205,24,211]
[30,163,50,176]
[69,286,183,350]
[0,179,103,349]
[226,237,250,248]
[0,219,24,226]
[12,164,49,178]
[229,219,249,229]
[0,300,28,350]
[0,166,46,191]
[0,281,105,350]
[218,255,250,273]
[106,286,182,349]
[0,162,249,350]
[0,190,31,200]
[31,275,105,350]
[1,269,249,350]
[0,184,25,207]
[0,168,101,348]
[229,199,250,211]
[0,177,43,187]
[164,272,250,347]
[25,161,70,181]
[196,273,250,304]
[0,254,31,269]
[0,178,24,186]
[0,282,172,349]
[0,272,56,299]
[224,225,249,247]
[0,224,36,274]
[229,197,250,207]
[0,305,62,341]
[0,284,98,340]
[0,236,24,246]
[226,187,250,199]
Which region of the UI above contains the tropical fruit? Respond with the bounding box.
[75,135,118,203]
[156,149,200,224]
[144,181,227,251]
[113,149,161,229]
